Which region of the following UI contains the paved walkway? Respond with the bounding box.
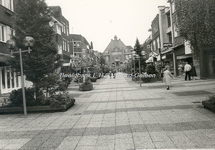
[0,72,215,150]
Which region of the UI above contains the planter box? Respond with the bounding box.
[141,77,159,83]
[79,83,93,91]
[0,99,75,114]
[90,77,97,82]
[202,100,215,111]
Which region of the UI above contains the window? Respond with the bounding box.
[157,37,160,48]
[174,24,179,37]
[0,24,5,42]
[64,41,66,51]
[151,43,153,51]
[2,0,14,11]
[168,33,172,43]
[153,40,156,51]
[58,44,62,54]
[62,40,65,51]
[67,43,69,52]
[66,26,69,36]
[167,14,171,27]
[56,25,61,35]
[172,1,175,13]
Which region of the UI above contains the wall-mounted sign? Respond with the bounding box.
[163,43,172,47]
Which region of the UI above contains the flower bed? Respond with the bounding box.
[0,88,76,114]
[0,99,75,114]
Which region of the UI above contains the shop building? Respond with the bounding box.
[0,0,25,94]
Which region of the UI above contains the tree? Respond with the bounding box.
[134,38,146,72]
[134,38,141,56]
[175,0,215,58]
[10,0,61,100]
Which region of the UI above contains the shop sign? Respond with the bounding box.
[162,55,166,59]
[163,43,172,47]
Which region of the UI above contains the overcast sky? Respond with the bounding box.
[46,0,168,52]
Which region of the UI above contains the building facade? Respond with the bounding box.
[145,2,193,76]
[49,6,71,67]
[69,34,91,72]
[103,35,132,72]
[0,0,24,94]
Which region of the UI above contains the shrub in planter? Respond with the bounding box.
[5,88,45,107]
[146,65,157,75]
[202,95,215,111]
[207,95,215,105]
[141,77,151,82]
[43,92,75,108]
[90,77,97,82]
[79,77,93,91]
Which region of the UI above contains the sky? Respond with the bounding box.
[46,0,169,52]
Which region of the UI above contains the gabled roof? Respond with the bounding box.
[126,46,133,50]
[69,34,90,46]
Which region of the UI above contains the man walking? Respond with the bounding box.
[184,62,191,80]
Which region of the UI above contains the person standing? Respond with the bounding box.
[109,71,112,79]
[190,63,197,80]
[163,67,173,90]
[184,62,191,80]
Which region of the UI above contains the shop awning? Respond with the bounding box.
[62,63,70,66]
[176,55,192,60]
[146,57,153,63]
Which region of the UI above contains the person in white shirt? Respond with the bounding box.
[184,62,191,80]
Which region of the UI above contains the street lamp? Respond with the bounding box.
[6,36,34,116]
[132,51,136,73]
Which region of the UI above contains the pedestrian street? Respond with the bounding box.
[0,72,215,150]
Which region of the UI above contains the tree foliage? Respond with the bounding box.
[175,0,215,58]
[134,38,141,56]
[10,0,61,84]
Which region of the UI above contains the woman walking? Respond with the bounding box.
[163,67,173,90]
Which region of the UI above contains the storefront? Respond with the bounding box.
[0,66,22,94]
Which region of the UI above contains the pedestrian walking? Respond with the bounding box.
[109,71,112,79]
[190,63,197,80]
[163,66,173,90]
[113,71,116,79]
[184,62,191,80]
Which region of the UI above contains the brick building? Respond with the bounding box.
[0,0,24,94]
[103,35,132,72]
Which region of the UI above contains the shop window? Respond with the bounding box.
[7,68,10,88]
[11,71,14,88]
[1,68,5,89]
[16,73,19,87]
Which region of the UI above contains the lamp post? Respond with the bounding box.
[132,51,136,74]
[6,36,34,116]
[139,51,146,87]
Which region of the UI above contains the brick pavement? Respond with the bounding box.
[0,72,215,150]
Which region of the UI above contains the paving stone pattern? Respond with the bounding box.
[0,73,215,150]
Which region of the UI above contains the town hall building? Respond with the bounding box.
[103,36,133,71]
